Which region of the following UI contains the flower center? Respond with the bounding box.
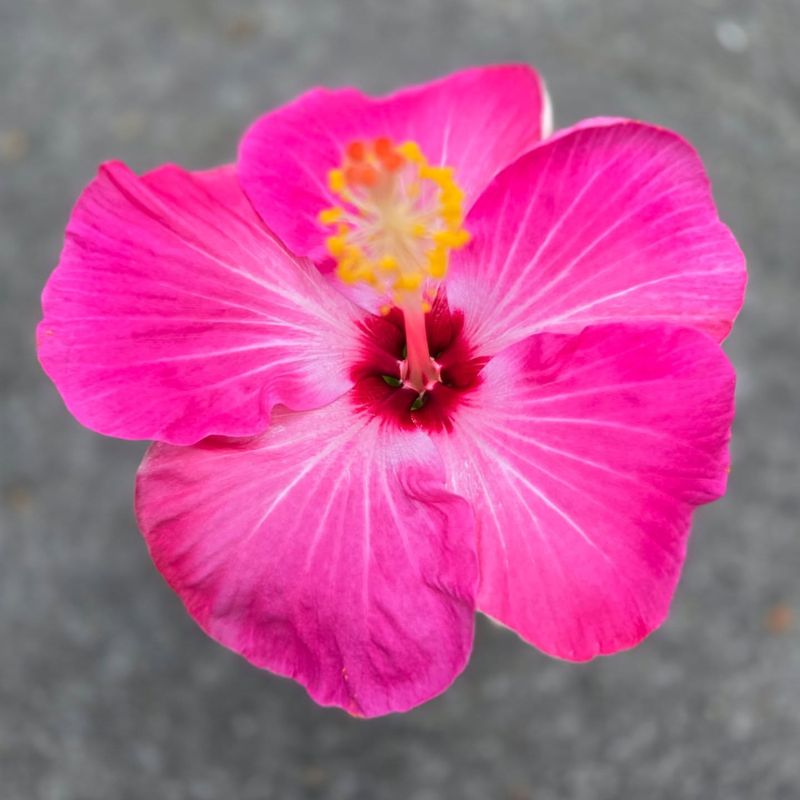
[351,293,487,434]
[320,137,471,392]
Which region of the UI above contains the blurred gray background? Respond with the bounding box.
[1,0,799,798]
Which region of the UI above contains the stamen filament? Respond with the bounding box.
[402,301,438,392]
[319,136,470,306]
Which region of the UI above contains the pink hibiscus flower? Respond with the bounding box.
[38,65,746,717]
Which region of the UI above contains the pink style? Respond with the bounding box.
[38,65,746,717]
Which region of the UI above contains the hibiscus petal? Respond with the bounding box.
[135,394,478,716]
[448,119,747,352]
[238,64,549,266]
[38,162,363,445]
[435,323,735,660]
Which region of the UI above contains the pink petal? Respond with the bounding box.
[447,119,747,353]
[135,394,478,717]
[435,323,736,660]
[38,162,364,445]
[238,64,549,267]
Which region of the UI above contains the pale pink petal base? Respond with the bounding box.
[136,394,478,717]
[448,120,747,354]
[238,64,548,267]
[436,323,736,660]
[38,162,363,445]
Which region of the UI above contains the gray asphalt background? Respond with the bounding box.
[2,1,799,798]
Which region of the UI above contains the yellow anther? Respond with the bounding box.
[325,235,347,257]
[318,137,470,302]
[397,141,424,162]
[344,243,365,262]
[433,230,467,248]
[440,185,464,205]
[427,247,448,279]
[410,222,427,237]
[336,263,357,284]
[328,168,346,193]
[441,208,464,228]
[337,256,374,286]
[394,272,424,291]
[434,229,471,248]
[441,199,463,216]
[318,207,343,225]
[421,165,454,185]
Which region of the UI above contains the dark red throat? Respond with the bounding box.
[350,293,488,433]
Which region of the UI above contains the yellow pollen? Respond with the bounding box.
[327,169,346,193]
[318,207,342,224]
[427,247,448,279]
[394,272,423,291]
[325,235,347,257]
[320,136,470,304]
[411,222,427,238]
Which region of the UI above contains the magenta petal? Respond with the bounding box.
[238,64,548,266]
[135,395,478,716]
[448,119,747,353]
[38,162,363,445]
[436,323,736,660]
